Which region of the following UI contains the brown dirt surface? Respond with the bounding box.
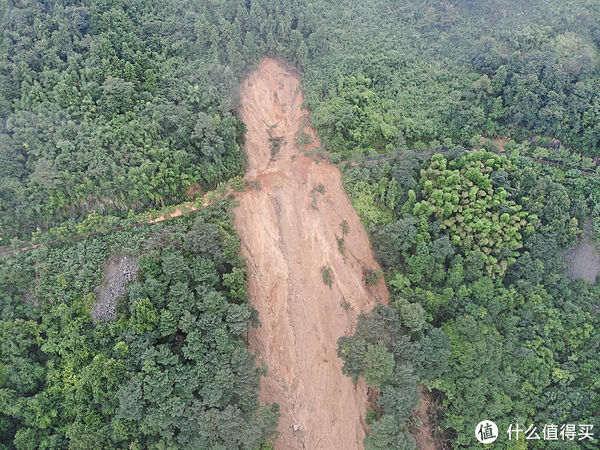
[491,137,510,152]
[565,224,600,284]
[410,389,446,450]
[147,198,211,224]
[185,183,205,198]
[92,253,139,322]
[233,58,389,449]
[148,205,196,224]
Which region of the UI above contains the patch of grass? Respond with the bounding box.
[315,147,328,160]
[269,136,285,158]
[312,183,325,195]
[248,180,261,190]
[295,126,313,149]
[336,236,346,256]
[309,184,325,209]
[227,196,240,208]
[321,266,333,288]
[340,220,350,236]
[310,195,318,210]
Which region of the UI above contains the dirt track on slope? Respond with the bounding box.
[233,59,389,449]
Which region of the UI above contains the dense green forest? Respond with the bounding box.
[340,149,600,448]
[0,202,278,448]
[1,0,599,448]
[2,0,600,242]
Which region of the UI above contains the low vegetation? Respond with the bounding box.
[268,136,285,158]
[321,266,333,288]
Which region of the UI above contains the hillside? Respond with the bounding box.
[234,58,388,448]
[1,1,599,449]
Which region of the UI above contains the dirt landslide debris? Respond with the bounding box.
[234,58,389,449]
[92,253,139,322]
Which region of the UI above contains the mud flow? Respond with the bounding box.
[234,59,389,449]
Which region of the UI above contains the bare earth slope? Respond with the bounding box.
[233,59,389,449]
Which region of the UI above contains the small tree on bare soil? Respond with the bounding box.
[321,266,333,287]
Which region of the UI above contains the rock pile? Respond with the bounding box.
[92,253,139,322]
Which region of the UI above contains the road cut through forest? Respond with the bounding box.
[233,58,389,449]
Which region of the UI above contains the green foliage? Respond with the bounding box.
[363,341,395,389]
[340,220,350,237]
[313,183,326,195]
[295,126,313,149]
[336,236,346,256]
[0,0,310,242]
[343,148,600,447]
[338,303,448,446]
[311,75,399,157]
[229,176,249,192]
[258,439,276,450]
[414,151,529,277]
[365,409,382,426]
[365,268,383,285]
[364,414,416,450]
[3,0,597,245]
[2,1,600,448]
[0,206,278,448]
[269,136,285,158]
[321,266,333,288]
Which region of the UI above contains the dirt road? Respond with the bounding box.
[233,59,389,449]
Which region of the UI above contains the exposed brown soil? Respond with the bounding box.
[233,58,389,449]
[148,205,196,224]
[147,198,211,224]
[490,137,509,152]
[410,389,447,450]
[185,183,205,199]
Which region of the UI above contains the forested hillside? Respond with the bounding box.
[0,0,304,241]
[2,0,599,243]
[1,0,599,448]
[0,203,278,448]
[302,0,600,159]
[340,150,600,448]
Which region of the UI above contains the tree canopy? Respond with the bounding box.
[0,204,278,448]
[341,149,599,448]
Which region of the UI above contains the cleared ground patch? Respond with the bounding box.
[92,253,139,322]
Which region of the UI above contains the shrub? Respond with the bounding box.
[321,266,333,287]
[365,268,383,285]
